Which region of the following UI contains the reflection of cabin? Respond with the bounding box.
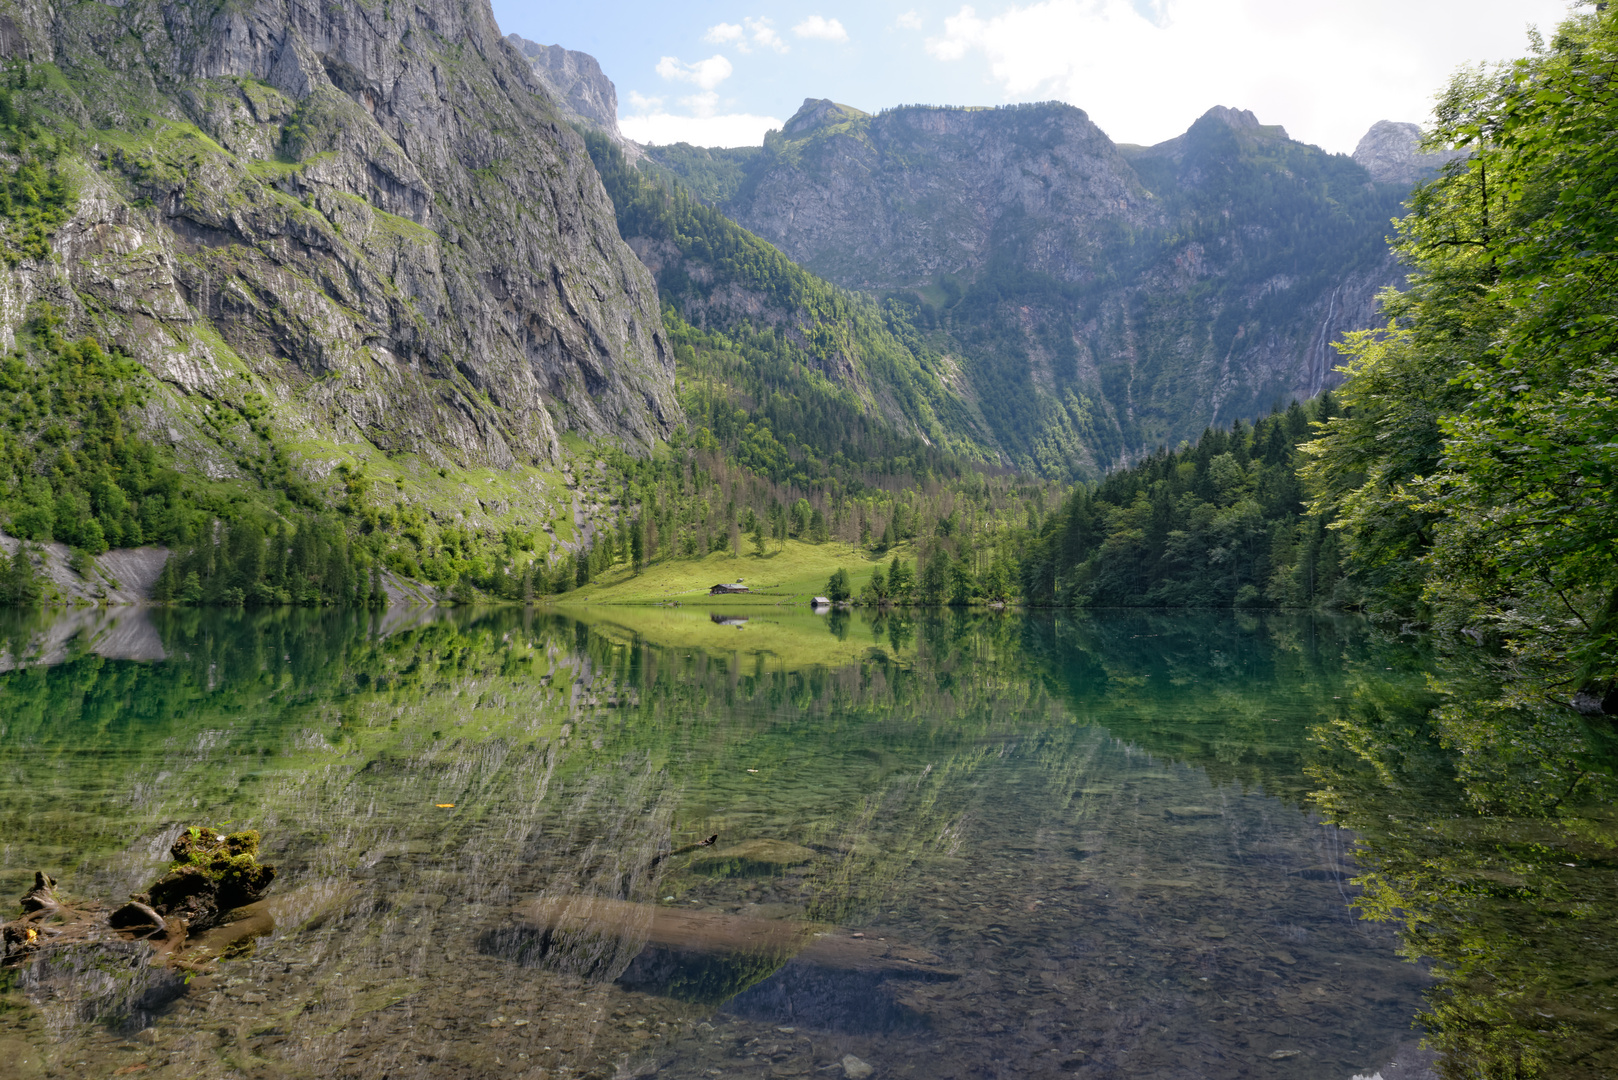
[710,614,748,627]
[709,582,749,595]
[811,597,831,608]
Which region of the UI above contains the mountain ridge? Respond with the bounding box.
[0,0,678,484]
[646,98,1421,475]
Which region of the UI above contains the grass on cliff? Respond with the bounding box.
[563,539,903,606]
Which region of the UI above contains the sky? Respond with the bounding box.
[489,0,1579,152]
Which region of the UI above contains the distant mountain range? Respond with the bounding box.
[638,97,1443,474]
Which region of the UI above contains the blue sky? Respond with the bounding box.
[490,0,1577,152]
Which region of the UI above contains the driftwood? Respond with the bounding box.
[2,827,278,972]
[511,895,953,975]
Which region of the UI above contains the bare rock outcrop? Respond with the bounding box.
[0,0,679,476]
[506,33,638,159]
[1352,120,1463,187]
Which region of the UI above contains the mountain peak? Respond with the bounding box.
[1197,105,1288,140]
[1128,106,1289,162]
[1200,105,1261,130]
[781,98,871,138]
[1352,120,1461,186]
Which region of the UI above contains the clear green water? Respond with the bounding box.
[0,607,1610,1080]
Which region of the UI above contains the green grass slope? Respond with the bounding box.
[565,538,899,606]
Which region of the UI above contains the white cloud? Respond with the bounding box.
[704,22,745,45]
[627,90,665,111]
[748,18,788,52]
[924,0,1574,153]
[705,17,788,53]
[681,91,721,117]
[620,111,784,148]
[793,15,850,42]
[654,54,735,91]
[895,10,925,30]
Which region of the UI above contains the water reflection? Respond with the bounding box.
[0,607,1606,1079]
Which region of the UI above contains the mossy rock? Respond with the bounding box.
[148,827,276,928]
[170,827,259,862]
[147,864,220,927]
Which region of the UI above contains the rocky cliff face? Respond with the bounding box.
[704,101,1412,474]
[1351,120,1460,186]
[729,99,1156,289]
[0,0,676,480]
[506,34,638,159]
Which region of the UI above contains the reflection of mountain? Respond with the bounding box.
[0,608,1446,1078]
[0,608,166,670]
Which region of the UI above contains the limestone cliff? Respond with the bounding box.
[1352,120,1461,186]
[505,34,637,159]
[702,101,1413,475]
[729,99,1155,289]
[0,0,677,484]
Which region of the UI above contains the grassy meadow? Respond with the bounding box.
[563,538,905,606]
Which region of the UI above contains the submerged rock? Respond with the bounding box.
[691,839,816,877]
[1164,806,1220,820]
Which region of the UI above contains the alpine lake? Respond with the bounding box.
[0,605,1613,1080]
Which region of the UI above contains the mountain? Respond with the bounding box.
[0,0,676,490]
[655,100,1417,477]
[724,99,1154,289]
[506,34,639,160]
[583,130,1000,483]
[1351,120,1461,186]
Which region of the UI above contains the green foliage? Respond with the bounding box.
[0,309,188,555]
[1305,7,1618,710]
[0,76,75,265]
[826,567,851,603]
[0,543,40,605]
[1298,16,1618,1073]
[641,143,761,205]
[1024,398,1344,608]
[152,516,382,608]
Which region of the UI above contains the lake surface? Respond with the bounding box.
[0,606,1610,1080]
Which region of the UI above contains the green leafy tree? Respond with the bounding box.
[826,567,851,603]
[920,547,950,605]
[0,544,41,605]
[888,556,914,603]
[1305,7,1618,713]
[948,558,976,606]
[859,564,888,606]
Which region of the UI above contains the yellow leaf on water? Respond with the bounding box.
[435,803,455,808]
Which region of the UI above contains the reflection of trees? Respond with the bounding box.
[1308,677,1618,1080]
[1017,610,1422,803]
[9,606,1610,1078]
[1014,609,1618,1079]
